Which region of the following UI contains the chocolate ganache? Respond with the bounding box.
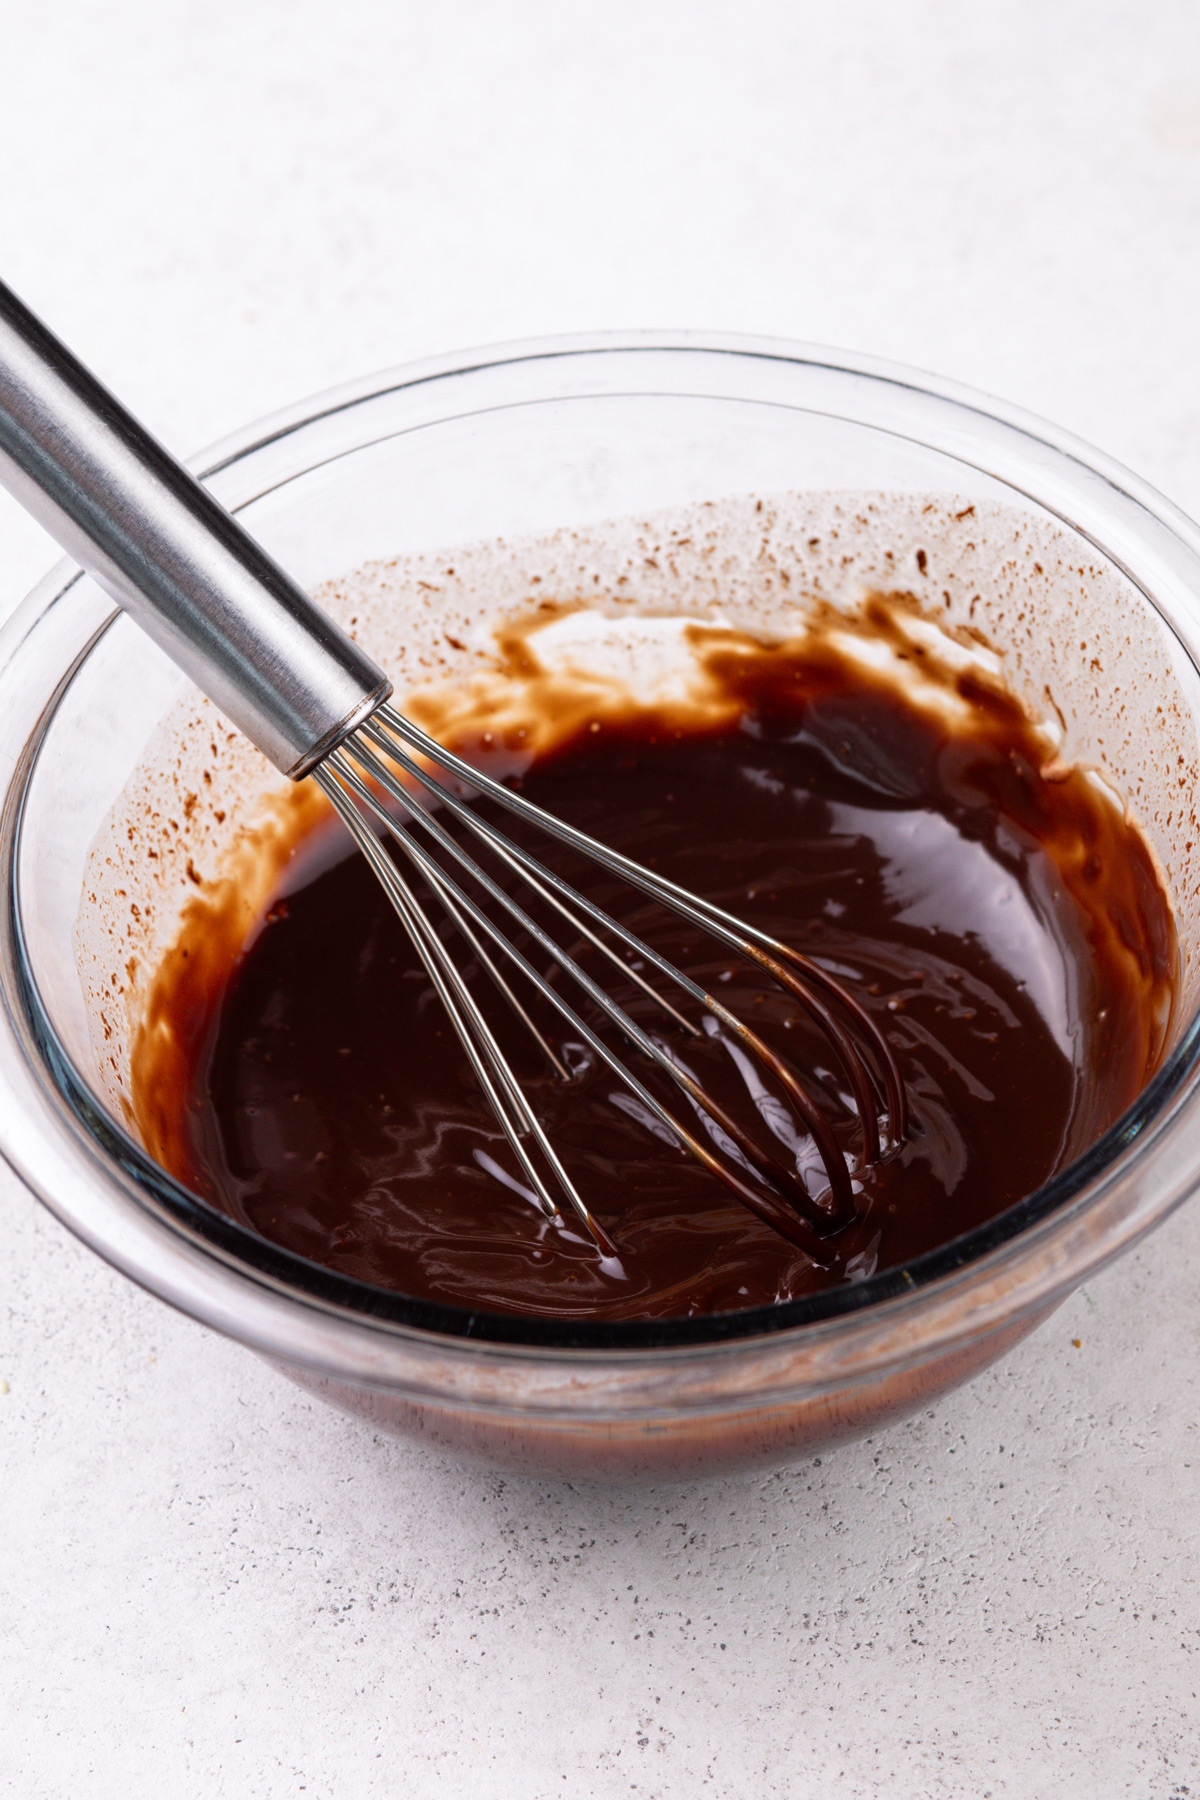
[133,599,1177,1321]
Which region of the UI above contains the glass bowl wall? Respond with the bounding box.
[2,335,1200,1480]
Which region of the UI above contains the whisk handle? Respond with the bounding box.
[0,278,390,777]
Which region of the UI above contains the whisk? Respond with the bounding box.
[0,280,906,1261]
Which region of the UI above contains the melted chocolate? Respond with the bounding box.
[139,612,1176,1320]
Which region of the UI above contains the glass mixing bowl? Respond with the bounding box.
[3,334,1200,1481]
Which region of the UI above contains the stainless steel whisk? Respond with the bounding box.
[0,279,907,1260]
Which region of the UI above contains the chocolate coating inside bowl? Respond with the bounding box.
[134,603,1177,1320]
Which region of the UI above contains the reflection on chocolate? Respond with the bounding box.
[133,602,1177,1321]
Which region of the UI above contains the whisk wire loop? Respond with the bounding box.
[351,723,867,1189]
[322,747,832,1239]
[332,737,854,1222]
[319,757,833,1254]
[364,707,906,1143]
[316,707,906,1249]
[352,724,891,1192]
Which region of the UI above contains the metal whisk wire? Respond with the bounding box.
[311,701,908,1259]
[367,707,906,1142]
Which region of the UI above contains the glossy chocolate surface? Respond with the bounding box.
[139,610,1176,1320]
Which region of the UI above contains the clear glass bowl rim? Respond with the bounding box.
[2,329,1200,1384]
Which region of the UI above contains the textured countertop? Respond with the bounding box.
[3,2,1200,1793]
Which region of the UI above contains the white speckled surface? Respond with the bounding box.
[3,2,1200,1792]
